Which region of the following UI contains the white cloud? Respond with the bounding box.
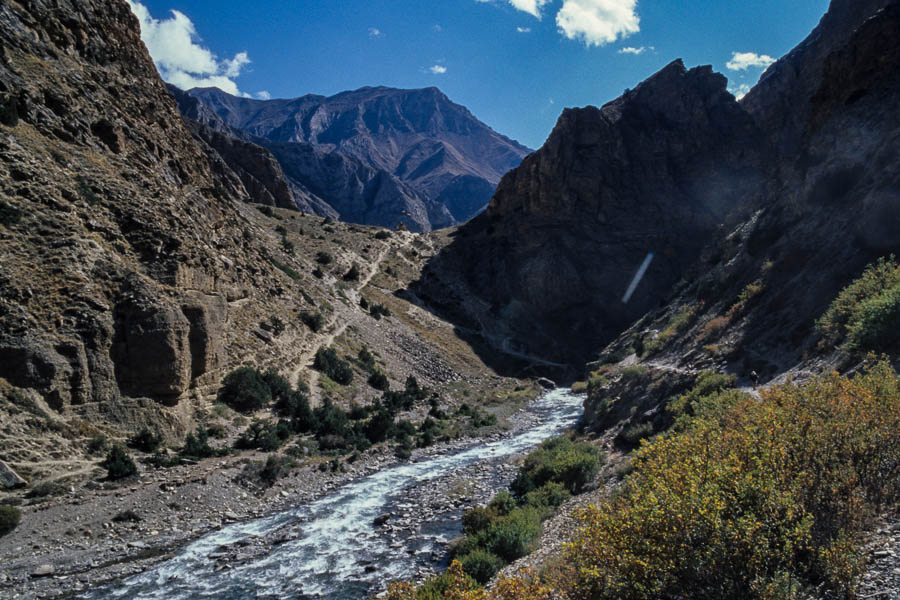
[256,91,272,100]
[126,1,250,96]
[429,64,448,75]
[368,27,383,38]
[618,45,653,55]
[726,51,776,71]
[509,0,552,18]
[433,24,443,32]
[517,26,532,33]
[556,0,640,47]
[728,83,752,100]
[475,0,551,19]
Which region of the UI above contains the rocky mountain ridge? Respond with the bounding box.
[415,0,900,377]
[175,85,532,233]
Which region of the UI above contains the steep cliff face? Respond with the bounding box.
[182,86,532,232]
[417,61,769,366]
[582,0,900,391]
[0,0,308,417]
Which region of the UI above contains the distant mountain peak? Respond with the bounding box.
[179,84,531,231]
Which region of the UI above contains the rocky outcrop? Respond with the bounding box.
[417,60,768,366]
[0,0,316,419]
[167,84,296,210]
[0,459,27,489]
[181,86,532,231]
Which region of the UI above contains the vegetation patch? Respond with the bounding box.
[0,505,22,537]
[817,256,900,352]
[393,362,900,599]
[101,445,137,480]
[642,303,699,356]
[313,348,354,385]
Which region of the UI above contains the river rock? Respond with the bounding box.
[31,565,55,578]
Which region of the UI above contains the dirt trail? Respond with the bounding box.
[289,236,412,405]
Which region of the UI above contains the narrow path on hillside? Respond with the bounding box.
[289,235,413,405]
[642,359,762,399]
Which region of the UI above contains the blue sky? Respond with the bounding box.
[129,0,829,150]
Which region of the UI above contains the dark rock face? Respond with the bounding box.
[181,86,532,232]
[418,61,768,365]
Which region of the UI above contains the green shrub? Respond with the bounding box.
[312,267,324,279]
[415,566,480,600]
[0,506,21,537]
[300,311,325,333]
[316,251,333,265]
[219,367,272,413]
[101,445,137,480]
[459,548,506,584]
[181,428,216,459]
[617,421,655,447]
[513,436,602,496]
[358,347,376,371]
[370,303,392,320]
[343,264,361,281]
[269,257,300,280]
[668,370,739,425]
[128,427,163,453]
[368,370,390,391]
[523,481,571,511]
[313,348,353,385]
[375,230,391,240]
[235,419,291,451]
[259,454,291,485]
[479,506,542,562]
[26,481,66,500]
[817,256,900,350]
[462,505,496,535]
[314,400,350,438]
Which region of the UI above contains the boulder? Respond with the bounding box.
[0,460,27,489]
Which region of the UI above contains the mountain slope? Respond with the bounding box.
[414,60,769,368]
[182,86,532,231]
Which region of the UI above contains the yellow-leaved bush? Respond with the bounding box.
[385,361,900,599]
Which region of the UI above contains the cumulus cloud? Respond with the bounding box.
[556,0,640,47]
[728,83,752,100]
[256,91,272,100]
[368,27,383,38]
[726,51,776,71]
[517,26,532,33]
[126,0,250,96]
[618,45,653,55]
[429,64,448,75]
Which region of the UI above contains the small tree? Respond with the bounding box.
[128,428,163,453]
[218,367,272,413]
[0,506,21,537]
[101,445,137,480]
[343,264,361,281]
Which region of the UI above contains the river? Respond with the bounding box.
[87,388,584,599]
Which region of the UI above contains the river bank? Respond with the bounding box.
[0,389,582,600]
